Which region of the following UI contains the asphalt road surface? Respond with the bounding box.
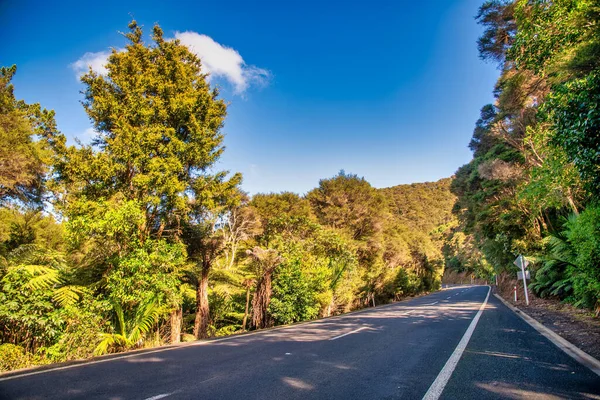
[1,285,599,399]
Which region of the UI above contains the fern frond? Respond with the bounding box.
[19,265,61,290]
[129,300,162,344]
[53,285,85,307]
[93,333,130,356]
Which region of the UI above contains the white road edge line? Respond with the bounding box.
[144,392,175,400]
[422,286,490,400]
[329,326,368,341]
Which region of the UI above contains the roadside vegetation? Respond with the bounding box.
[3,0,599,373]
[0,22,457,371]
[452,0,600,314]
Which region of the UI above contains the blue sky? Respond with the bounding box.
[1,0,499,195]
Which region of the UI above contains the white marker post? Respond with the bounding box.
[514,255,530,306]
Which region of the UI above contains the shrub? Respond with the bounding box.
[567,205,600,313]
[0,344,29,372]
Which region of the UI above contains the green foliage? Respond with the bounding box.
[45,296,107,362]
[0,65,55,207]
[511,0,599,78]
[566,205,600,311]
[106,240,185,308]
[94,296,165,355]
[270,260,320,325]
[476,1,516,63]
[308,171,385,241]
[0,344,29,372]
[544,71,600,196]
[0,248,67,352]
[455,0,600,315]
[530,227,575,299]
[392,268,421,298]
[50,21,238,239]
[530,207,600,313]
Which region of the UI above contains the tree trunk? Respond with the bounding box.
[170,308,182,344]
[566,190,579,216]
[194,266,210,339]
[251,272,273,329]
[242,286,251,331]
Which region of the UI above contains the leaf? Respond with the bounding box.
[52,285,85,307]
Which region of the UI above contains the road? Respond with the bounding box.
[1,286,599,399]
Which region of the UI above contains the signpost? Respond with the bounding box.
[514,254,530,305]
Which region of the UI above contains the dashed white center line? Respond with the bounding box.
[329,326,368,341]
[144,392,175,400]
[422,286,491,400]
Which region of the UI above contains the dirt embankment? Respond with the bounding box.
[442,270,488,285]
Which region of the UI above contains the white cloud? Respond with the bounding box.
[175,31,270,93]
[71,33,269,94]
[82,127,97,138]
[71,51,112,77]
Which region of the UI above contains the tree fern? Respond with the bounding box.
[531,215,578,299]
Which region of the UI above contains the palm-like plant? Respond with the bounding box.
[530,214,578,298]
[94,297,165,356]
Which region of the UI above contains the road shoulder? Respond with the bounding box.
[440,293,600,399]
[494,293,600,377]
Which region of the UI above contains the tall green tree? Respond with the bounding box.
[51,21,235,238]
[47,21,242,343]
[0,65,55,208]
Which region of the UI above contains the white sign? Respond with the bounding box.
[517,270,530,280]
[514,255,530,305]
[514,256,530,269]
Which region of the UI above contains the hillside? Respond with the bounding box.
[380,178,456,234]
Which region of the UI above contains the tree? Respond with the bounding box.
[52,21,232,239]
[47,21,242,343]
[221,198,261,270]
[0,65,54,207]
[307,171,384,241]
[184,175,242,339]
[476,0,516,64]
[246,247,282,329]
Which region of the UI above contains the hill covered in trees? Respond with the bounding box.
[452,0,600,315]
[0,21,458,371]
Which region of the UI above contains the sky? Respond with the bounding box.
[0,0,499,195]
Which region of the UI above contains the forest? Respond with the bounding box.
[451,0,600,314]
[1,0,599,372]
[0,23,459,371]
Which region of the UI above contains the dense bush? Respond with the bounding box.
[567,205,600,313]
[0,344,29,372]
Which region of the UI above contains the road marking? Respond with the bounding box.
[422,286,490,400]
[446,296,452,299]
[425,301,439,305]
[494,294,600,377]
[144,393,175,400]
[329,326,368,341]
